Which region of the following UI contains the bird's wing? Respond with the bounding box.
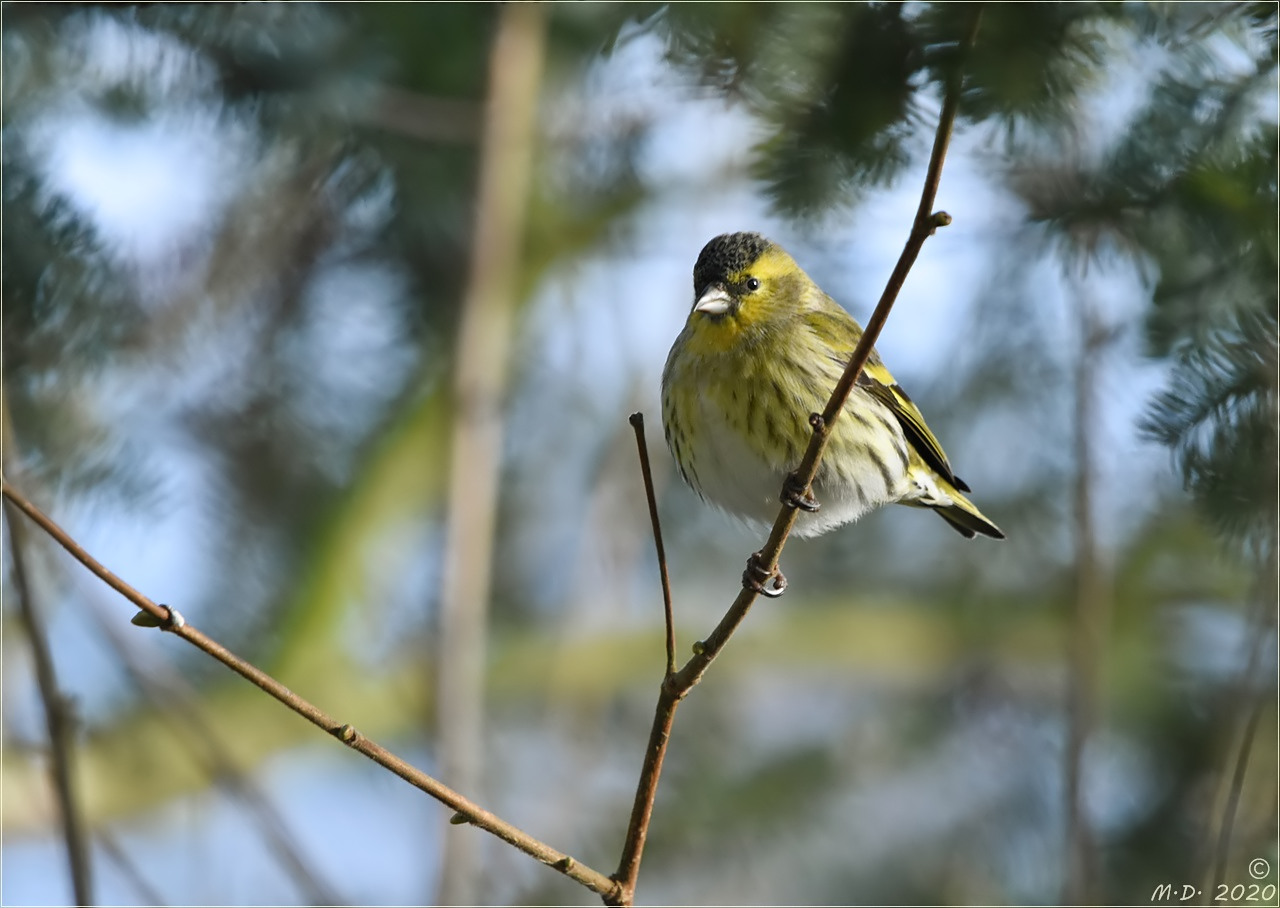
[807,296,970,493]
[856,363,970,493]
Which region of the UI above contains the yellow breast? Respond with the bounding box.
[662,312,838,488]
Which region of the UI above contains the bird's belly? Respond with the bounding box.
[685,391,908,538]
[686,396,782,523]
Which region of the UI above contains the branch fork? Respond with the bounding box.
[609,13,981,902]
[1,9,981,906]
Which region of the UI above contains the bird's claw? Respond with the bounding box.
[742,551,788,598]
[781,472,820,513]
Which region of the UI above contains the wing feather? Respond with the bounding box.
[857,363,970,493]
[804,296,971,494]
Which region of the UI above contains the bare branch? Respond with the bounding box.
[609,10,984,905]
[743,8,982,603]
[629,413,677,678]
[609,414,682,904]
[609,685,680,907]
[81,586,343,904]
[0,478,622,902]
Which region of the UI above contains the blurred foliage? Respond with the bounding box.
[1145,304,1277,556]
[993,0,1278,561]
[2,3,1277,906]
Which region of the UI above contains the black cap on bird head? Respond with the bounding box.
[692,232,771,295]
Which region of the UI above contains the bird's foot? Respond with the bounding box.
[781,471,820,512]
[742,551,788,598]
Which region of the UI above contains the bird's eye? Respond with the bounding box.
[745,277,761,292]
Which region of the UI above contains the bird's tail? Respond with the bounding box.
[896,468,1003,537]
[933,493,1005,539]
[902,469,1005,540]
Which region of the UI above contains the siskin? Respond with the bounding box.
[662,232,1003,556]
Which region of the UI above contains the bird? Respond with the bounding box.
[661,231,1002,591]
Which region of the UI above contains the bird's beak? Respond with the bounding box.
[694,284,732,315]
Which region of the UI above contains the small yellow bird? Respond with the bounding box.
[662,232,1003,563]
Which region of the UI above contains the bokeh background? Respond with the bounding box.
[2,3,1276,905]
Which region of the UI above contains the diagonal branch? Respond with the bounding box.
[0,478,623,903]
[609,9,984,906]
[79,583,343,905]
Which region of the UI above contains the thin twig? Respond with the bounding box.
[81,586,342,905]
[607,414,683,905]
[629,413,676,678]
[609,683,680,908]
[609,11,984,906]
[2,406,94,905]
[0,478,623,903]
